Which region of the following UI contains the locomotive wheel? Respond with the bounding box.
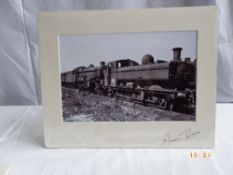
[159,98,168,109]
[172,98,185,113]
[108,89,115,97]
[158,97,173,111]
[165,101,173,111]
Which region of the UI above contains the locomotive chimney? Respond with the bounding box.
[184,57,191,63]
[100,61,105,68]
[172,47,183,61]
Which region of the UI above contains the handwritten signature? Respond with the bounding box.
[162,128,200,144]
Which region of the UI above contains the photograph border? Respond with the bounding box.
[38,6,218,148]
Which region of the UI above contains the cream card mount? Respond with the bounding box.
[38,6,218,148]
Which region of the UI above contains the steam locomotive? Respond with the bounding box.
[61,47,196,114]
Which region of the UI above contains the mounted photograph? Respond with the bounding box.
[39,7,217,148]
[59,31,197,122]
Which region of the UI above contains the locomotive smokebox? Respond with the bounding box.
[172,47,183,61]
[100,61,105,68]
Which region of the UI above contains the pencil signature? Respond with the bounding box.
[162,128,200,144]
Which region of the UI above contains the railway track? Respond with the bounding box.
[62,87,195,121]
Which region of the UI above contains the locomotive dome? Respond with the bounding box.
[142,54,155,65]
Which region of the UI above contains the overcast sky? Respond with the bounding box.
[59,31,197,73]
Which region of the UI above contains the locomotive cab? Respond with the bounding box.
[105,59,139,87]
[117,59,139,68]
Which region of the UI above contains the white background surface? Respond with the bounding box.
[0,1,232,175]
[0,0,233,105]
[0,104,232,175]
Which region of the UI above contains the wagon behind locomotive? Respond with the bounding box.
[61,70,75,88]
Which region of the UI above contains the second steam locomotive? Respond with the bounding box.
[61,47,196,115]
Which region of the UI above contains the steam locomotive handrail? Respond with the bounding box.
[116,63,169,72]
[77,69,98,73]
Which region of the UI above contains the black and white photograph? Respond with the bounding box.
[40,7,217,148]
[59,31,197,122]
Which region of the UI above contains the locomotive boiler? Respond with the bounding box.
[103,48,195,90]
